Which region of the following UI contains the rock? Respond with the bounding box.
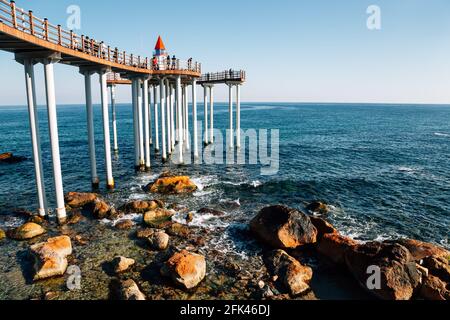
[91,199,111,219]
[266,249,313,296]
[198,208,226,216]
[309,216,337,239]
[345,242,422,300]
[117,279,146,300]
[111,256,135,273]
[186,212,194,223]
[0,229,5,240]
[74,235,89,246]
[143,208,174,226]
[0,152,26,164]
[145,176,198,194]
[166,223,190,238]
[65,192,97,208]
[115,219,134,230]
[422,256,450,283]
[30,236,73,281]
[121,200,164,213]
[136,228,157,239]
[419,274,450,300]
[316,233,358,265]
[66,210,84,225]
[28,215,45,225]
[390,239,450,261]
[249,205,318,249]
[8,222,46,240]
[306,201,329,214]
[161,250,206,289]
[148,231,169,250]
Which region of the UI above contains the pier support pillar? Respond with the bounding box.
[165,79,171,156]
[184,84,190,151]
[99,70,114,189]
[153,85,160,153]
[228,84,234,149]
[170,84,175,152]
[43,59,66,222]
[143,78,151,169]
[209,85,214,144]
[131,79,140,168]
[176,76,183,163]
[159,78,167,161]
[23,59,47,216]
[82,71,99,189]
[236,84,241,149]
[137,79,145,169]
[203,85,209,145]
[110,85,119,153]
[148,85,153,146]
[192,80,198,160]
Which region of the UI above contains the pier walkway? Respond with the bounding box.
[0,0,246,223]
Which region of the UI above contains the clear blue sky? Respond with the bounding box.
[1,0,450,105]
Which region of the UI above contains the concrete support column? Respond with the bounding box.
[153,85,159,153]
[24,59,47,216]
[192,80,198,159]
[209,85,214,144]
[184,84,190,151]
[143,78,151,169]
[159,78,167,161]
[148,85,153,146]
[176,76,183,163]
[182,85,186,143]
[83,71,99,189]
[131,79,140,168]
[170,84,175,151]
[236,84,241,149]
[165,79,171,155]
[110,85,118,152]
[228,84,234,149]
[99,70,114,189]
[203,85,209,145]
[137,79,145,168]
[43,60,66,222]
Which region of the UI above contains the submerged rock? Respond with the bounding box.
[65,192,98,208]
[345,242,422,300]
[121,200,164,213]
[66,210,84,225]
[161,250,206,290]
[0,152,26,164]
[110,256,135,273]
[198,208,226,216]
[115,219,134,230]
[8,222,46,240]
[0,229,5,240]
[166,223,190,238]
[250,205,318,249]
[305,201,329,214]
[148,231,170,251]
[143,208,174,226]
[117,279,146,300]
[30,236,73,281]
[186,212,194,223]
[266,250,313,296]
[145,176,198,194]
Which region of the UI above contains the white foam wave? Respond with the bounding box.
[434,132,450,137]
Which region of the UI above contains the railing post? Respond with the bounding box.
[123,51,126,64]
[107,46,111,61]
[29,10,34,35]
[57,25,62,45]
[44,18,49,41]
[70,30,74,49]
[138,55,140,67]
[11,1,17,28]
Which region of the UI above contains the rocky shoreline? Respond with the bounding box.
[0,172,448,300]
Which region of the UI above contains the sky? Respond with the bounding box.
[0,0,450,105]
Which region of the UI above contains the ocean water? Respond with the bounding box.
[0,102,449,253]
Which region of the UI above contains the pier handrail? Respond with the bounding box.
[199,70,246,83]
[0,0,201,74]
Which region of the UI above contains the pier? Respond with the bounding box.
[0,0,246,223]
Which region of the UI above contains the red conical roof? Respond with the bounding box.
[155,36,166,50]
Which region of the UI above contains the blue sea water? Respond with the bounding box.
[0,102,449,251]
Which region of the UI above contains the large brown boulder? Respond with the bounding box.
[419,274,450,300]
[160,250,206,289]
[345,242,422,300]
[266,250,313,296]
[309,216,337,239]
[8,222,46,240]
[65,192,97,208]
[121,200,164,213]
[250,205,317,249]
[30,236,73,281]
[143,208,174,226]
[390,239,450,261]
[145,176,198,194]
[317,233,358,266]
[422,256,450,283]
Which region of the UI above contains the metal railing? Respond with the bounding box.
[0,0,201,73]
[199,70,246,83]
